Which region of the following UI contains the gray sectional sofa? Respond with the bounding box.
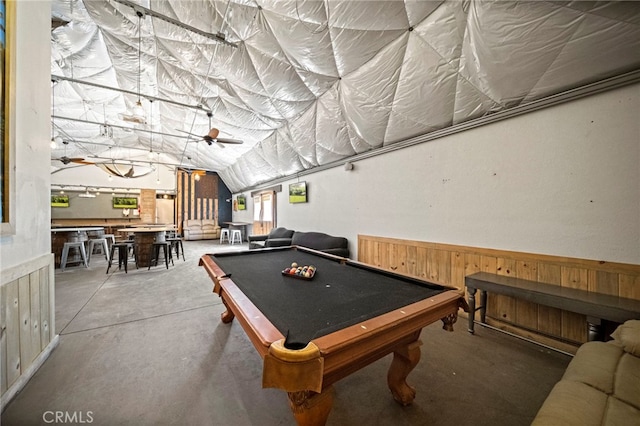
[248,227,349,258]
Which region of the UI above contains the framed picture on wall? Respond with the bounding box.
[51,194,69,208]
[113,197,138,209]
[289,182,307,204]
[237,195,246,210]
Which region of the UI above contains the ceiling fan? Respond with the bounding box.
[54,141,95,165]
[176,112,243,146]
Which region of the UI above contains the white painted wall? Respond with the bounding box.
[0,1,51,270]
[235,84,640,265]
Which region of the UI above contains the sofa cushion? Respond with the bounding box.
[184,219,201,228]
[201,220,217,230]
[532,380,608,426]
[269,227,295,239]
[562,342,624,394]
[616,352,640,410]
[605,397,640,426]
[248,227,294,249]
[611,319,640,357]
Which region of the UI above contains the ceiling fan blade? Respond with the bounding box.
[216,137,243,145]
[71,159,95,165]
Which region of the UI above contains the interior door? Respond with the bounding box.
[253,192,275,236]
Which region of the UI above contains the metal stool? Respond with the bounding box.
[106,242,137,274]
[148,242,174,270]
[103,234,116,249]
[220,228,230,244]
[230,229,242,245]
[60,241,88,271]
[87,238,110,263]
[167,237,185,261]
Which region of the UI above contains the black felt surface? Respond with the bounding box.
[210,249,446,346]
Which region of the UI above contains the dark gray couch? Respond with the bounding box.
[248,228,349,258]
[248,227,295,249]
[291,231,349,258]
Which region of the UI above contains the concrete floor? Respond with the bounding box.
[2,240,571,426]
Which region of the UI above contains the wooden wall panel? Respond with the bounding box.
[18,276,34,368]
[620,274,640,299]
[29,271,41,363]
[176,170,222,233]
[515,261,538,331]
[2,280,20,391]
[2,258,55,401]
[176,171,183,234]
[39,267,50,350]
[495,258,517,324]
[357,235,640,350]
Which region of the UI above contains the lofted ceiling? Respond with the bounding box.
[50,0,640,193]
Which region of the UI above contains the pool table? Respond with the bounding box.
[199,246,466,426]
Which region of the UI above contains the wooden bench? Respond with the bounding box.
[465,272,640,342]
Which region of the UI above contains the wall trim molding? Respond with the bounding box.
[1,253,53,286]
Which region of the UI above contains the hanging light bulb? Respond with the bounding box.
[121,12,146,124]
[194,173,201,181]
[132,100,145,120]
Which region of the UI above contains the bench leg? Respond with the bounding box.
[587,316,604,341]
[479,290,487,323]
[468,287,477,334]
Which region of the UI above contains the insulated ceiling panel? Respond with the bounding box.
[51,0,640,192]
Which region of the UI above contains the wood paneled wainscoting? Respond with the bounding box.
[1,254,58,407]
[357,235,640,354]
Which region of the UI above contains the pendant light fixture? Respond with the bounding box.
[121,11,146,124]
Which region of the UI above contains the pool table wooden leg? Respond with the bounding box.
[387,339,422,406]
[220,298,235,323]
[287,387,334,426]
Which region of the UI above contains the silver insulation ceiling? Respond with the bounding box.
[51,1,640,192]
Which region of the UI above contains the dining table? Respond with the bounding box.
[117,226,176,267]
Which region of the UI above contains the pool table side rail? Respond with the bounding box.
[315,290,464,387]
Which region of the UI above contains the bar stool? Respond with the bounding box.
[220,228,230,244]
[103,234,116,249]
[148,242,174,270]
[167,236,185,261]
[87,237,110,264]
[230,229,242,245]
[60,242,88,271]
[106,242,137,274]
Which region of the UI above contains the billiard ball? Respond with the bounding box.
[291,262,298,268]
